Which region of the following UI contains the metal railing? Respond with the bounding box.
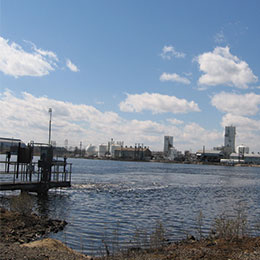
[0,159,72,184]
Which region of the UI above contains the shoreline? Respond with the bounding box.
[1,207,260,259]
[69,156,260,168]
[0,207,92,259]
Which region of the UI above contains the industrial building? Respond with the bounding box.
[196,149,224,163]
[97,139,124,158]
[113,146,152,161]
[162,136,183,161]
[0,137,26,153]
[229,153,260,164]
[163,136,173,156]
[236,144,250,155]
[224,126,236,156]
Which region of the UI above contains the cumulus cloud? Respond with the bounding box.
[183,123,221,146]
[0,36,57,77]
[160,72,191,85]
[66,59,79,72]
[119,92,200,114]
[197,46,258,89]
[0,90,223,151]
[222,113,260,130]
[167,118,184,125]
[160,45,186,60]
[211,92,260,116]
[0,90,123,145]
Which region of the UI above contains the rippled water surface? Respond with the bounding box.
[1,157,260,255]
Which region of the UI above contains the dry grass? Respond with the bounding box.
[96,205,260,260]
[211,206,249,240]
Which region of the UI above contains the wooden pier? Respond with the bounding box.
[0,143,72,195]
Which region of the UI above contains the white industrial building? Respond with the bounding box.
[229,153,260,165]
[97,139,124,158]
[108,139,124,158]
[98,144,108,157]
[236,144,250,155]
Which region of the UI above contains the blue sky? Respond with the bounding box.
[1,0,260,152]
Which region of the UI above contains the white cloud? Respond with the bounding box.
[197,46,258,89]
[214,30,226,44]
[119,92,200,114]
[167,118,184,125]
[182,123,221,146]
[160,72,191,85]
[66,59,79,72]
[211,92,260,116]
[24,40,59,62]
[160,45,186,60]
[0,36,57,77]
[0,90,122,146]
[0,90,223,151]
[222,113,260,130]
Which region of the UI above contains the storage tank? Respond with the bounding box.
[85,145,98,156]
[98,144,108,157]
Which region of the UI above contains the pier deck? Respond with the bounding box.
[0,181,71,193]
[0,144,72,195]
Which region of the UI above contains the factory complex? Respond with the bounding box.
[1,125,260,165]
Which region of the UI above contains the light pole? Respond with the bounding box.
[48,108,52,145]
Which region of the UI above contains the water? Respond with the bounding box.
[1,157,260,256]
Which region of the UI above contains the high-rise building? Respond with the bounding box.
[164,136,173,156]
[224,126,236,153]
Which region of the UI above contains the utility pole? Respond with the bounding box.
[48,108,52,145]
[80,141,82,157]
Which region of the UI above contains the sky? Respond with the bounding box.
[0,0,260,152]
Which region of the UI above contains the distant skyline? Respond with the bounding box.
[0,0,260,152]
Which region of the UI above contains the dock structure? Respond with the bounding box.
[0,143,72,195]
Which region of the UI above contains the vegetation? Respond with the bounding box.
[96,206,259,260]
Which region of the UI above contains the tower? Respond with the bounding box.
[164,136,173,156]
[224,126,236,153]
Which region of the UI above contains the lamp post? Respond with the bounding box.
[48,108,52,145]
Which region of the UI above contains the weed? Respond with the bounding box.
[132,226,149,249]
[149,220,167,250]
[212,205,248,240]
[195,210,204,239]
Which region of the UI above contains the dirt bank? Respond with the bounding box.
[0,207,92,259]
[0,207,67,244]
[97,236,260,260]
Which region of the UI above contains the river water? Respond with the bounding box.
[1,157,260,255]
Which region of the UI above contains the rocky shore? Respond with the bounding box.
[0,207,67,244]
[0,207,91,259]
[1,206,260,259]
